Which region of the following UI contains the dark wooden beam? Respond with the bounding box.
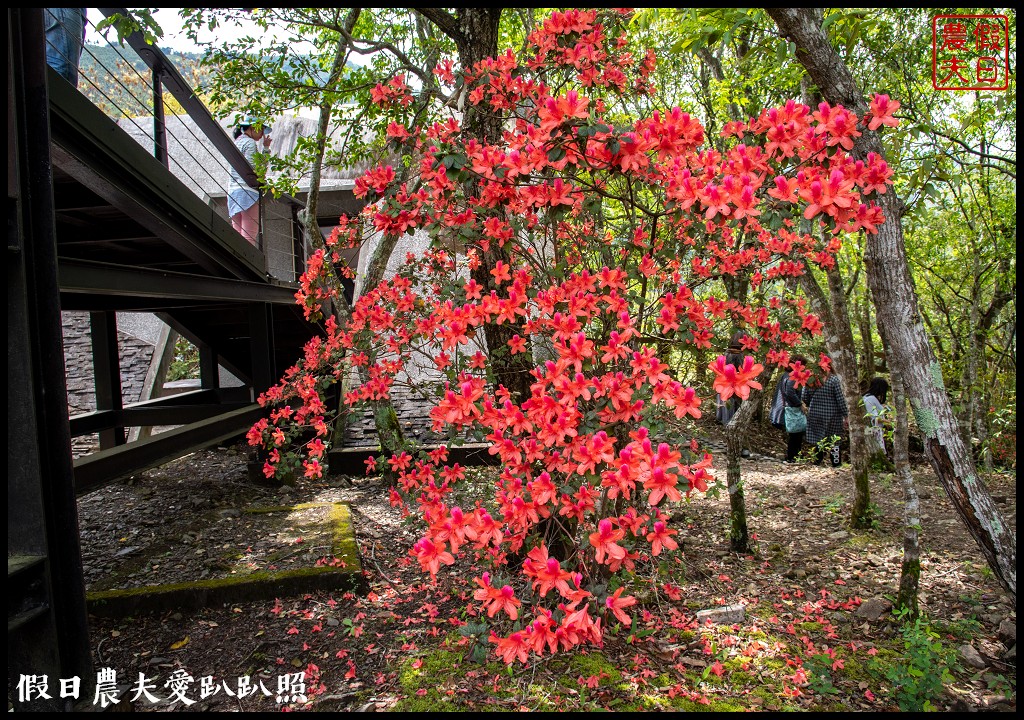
[90,310,126,449]
[59,258,300,305]
[68,387,252,436]
[74,404,267,494]
[7,9,92,705]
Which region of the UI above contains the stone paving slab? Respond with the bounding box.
[86,502,364,616]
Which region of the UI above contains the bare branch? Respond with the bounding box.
[411,8,464,45]
[931,127,1016,167]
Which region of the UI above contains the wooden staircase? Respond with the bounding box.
[47,51,323,493]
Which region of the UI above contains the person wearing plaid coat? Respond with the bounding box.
[802,373,849,465]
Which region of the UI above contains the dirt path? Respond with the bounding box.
[75,428,1016,712]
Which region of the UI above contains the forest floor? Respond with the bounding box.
[76,418,1016,712]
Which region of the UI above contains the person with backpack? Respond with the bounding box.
[771,355,809,462]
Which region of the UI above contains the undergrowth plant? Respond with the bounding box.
[875,607,956,711]
[247,8,899,665]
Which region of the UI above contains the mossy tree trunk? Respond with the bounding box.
[724,369,772,553]
[889,337,920,618]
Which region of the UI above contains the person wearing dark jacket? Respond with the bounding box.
[803,368,848,466]
[777,355,808,462]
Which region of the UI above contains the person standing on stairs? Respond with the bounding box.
[228,115,271,246]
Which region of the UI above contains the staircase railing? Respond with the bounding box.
[46,8,308,278]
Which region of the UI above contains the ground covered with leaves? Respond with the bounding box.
[80,420,1015,712]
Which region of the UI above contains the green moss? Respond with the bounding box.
[392,690,458,713]
[795,621,823,633]
[651,673,674,689]
[567,651,623,686]
[522,685,560,712]
[243,501,335,514]
[327,502,361,568]
[846,532,876,548]
[723,668,754,685]
[232,502,360,573]
[394,647,521,711]
[839,655,875,684]
[667,695,746,712]
[748,684,787,708]
[910,401,939,438]
[700,660,756,689]
[617,691,689,711]
[755,657,788,673]
[398,648,464,694]
[89,564,350,602]
[393,650,473,712]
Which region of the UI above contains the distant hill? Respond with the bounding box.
[78,44,215,119]
[77,43,361,121]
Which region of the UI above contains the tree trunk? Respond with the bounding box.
[857,282,875,389]
[299,10,408,465]
[962,251,1013,470]
[958,248,983,448]
[799,266,873,528]
[724,370,773,553]
[415,8,535,403]
[825,265,872,527]
[889,334,920,618]
[768,7,1016,599]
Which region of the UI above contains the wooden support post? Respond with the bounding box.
[248,303,274,395]
[199,343,219,390]
[90,310,125,448]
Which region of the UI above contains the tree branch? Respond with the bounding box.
[411,8,464,45]
[931,127,1017,167]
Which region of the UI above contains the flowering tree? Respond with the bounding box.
[249,8,900,662]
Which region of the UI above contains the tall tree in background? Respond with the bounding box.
[413,8,537,404]
[188,7,539,410]
[767,7,1016,599]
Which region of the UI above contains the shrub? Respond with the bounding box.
[248,8,898,665]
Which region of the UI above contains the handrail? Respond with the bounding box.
[97,7,303,212]
[99,7,258,189]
